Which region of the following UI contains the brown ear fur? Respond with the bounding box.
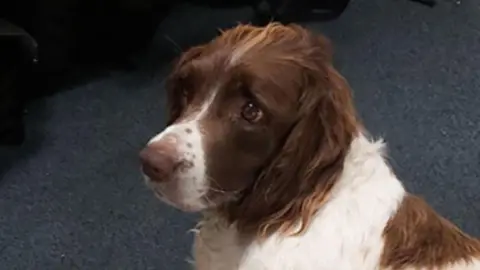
[165,45,205,125]
[222,30,359,238]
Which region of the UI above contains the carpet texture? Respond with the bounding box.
[1,0,479,269]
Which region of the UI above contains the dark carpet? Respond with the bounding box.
[1,0,479,269]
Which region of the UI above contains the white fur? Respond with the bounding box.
[144,92,217,212]
[192,135,480,270]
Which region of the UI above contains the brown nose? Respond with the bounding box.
[139,141,179,182]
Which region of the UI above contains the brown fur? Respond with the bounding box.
[381,194,480,269]
[213,23,360,238]
[164,23,360,238]
[165,44,206,125]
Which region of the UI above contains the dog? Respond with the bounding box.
[139,23,480,270]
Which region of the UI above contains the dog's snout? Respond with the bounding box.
[140,139,179,182]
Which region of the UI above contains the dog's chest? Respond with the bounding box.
[193,196,396,270]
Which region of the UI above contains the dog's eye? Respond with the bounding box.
[241,102,262,123]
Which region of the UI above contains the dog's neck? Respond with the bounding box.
[204,134,405,235]
[196,135,480,269]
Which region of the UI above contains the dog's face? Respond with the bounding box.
[140,27,299,212]
[140,24,357,219]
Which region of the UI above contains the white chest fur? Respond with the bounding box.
[193,136,407,270]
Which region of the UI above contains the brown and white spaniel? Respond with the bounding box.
[139,23,480,270]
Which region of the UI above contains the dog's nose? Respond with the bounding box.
[140,140,179,182]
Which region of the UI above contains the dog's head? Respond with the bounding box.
[140,23,358,235]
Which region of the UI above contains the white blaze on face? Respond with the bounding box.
[143,91,217,212]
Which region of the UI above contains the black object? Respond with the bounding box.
[0,0,350,96]
[253,0,351,24]
[408,0,436,7]
[185,0,351,25]
[0,19,37,145]
[1,0,174,95]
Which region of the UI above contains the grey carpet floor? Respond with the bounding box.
[1,0,479,269]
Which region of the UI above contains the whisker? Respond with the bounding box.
[202,174,242,204]
[207,186,227,194]
[205,175,228,194]
[203,194,215,207]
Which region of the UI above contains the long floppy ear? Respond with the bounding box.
[224,51,359,238]
[164,45,205,125]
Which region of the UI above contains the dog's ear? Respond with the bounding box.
[164,45,205,125]
[224,49,359,238]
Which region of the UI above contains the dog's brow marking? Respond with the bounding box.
[230,44,250,66]
[195,87,218,121]
[149,86,218,145]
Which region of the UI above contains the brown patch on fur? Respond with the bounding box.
[215,23,360,238]
[381,194,480,269]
